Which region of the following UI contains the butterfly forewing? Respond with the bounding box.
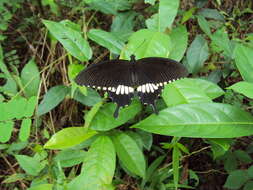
[75,60,135,117]
[134,57,188,112]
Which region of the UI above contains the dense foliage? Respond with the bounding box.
[0,0,253,190]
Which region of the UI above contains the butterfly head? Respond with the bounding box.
[130,55,136,63]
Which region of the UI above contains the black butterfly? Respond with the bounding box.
[75,55,188,118]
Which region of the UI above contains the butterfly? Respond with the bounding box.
[75,55,188,118]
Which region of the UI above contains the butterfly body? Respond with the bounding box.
[75,55,188,118]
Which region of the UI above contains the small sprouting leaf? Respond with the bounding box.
[37,85,70,116]
[19,118,32,141]
[88,29,124,54]
[21,59,40,98]
[111,131,146,178]
[44,127,97,149]
[186,35,209,73]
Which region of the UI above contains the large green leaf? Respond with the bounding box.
[224,170,249,189]
[120,29,171,59]
[162,78,224,106]
[146,0,180,32]
[68,135,116,190]
[186,35,209,74]
[112,131,146,178]
[197,15,211,37]
[234,44,253,83]
[37,85,70,116]
[132,103,253,138]
[42,19,92,61]
[21,59,40,98]
[169,25,188,61]
[227,81,253,99]
[88,29,124,54]
[90,99,141,131]
[44,127,97,149]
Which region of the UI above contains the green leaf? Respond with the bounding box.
[142,156,165,185]
[169,25,188,61]
[172,145,180,190]
[0,44,17,95]
[224,170,249,189]
[210,28,232,58]
[186,35,209,73]
[37,85,70,116]
[90,99,141,131]
[2,173,26,184]
[19,118,32,141]
[198,8,225,21]
[88,29,124,54]
[224,153,237,173]
[136,130,153,151]
[132,103,253,138]
[162,78,224,106]
[207,138,232,159]
[120,29,172,59]
[227,81,253,99]
[0,121,14,143]
[181,7,196,24]
[234,150,252,164]
[197,15,211,37]
[86,0,132,15]
[146,0,180,31]
[27,184,53,190]
[247,166,253,178]
[144,0,156,5]
[112,131,146,178]
[42,19,92,61]
[84,100,103,128]
[68,135,116,190]
[44,127,97,149]
[244,181,253,190]
[73,88,102,106]
[15,155,46,176]
[234,44,253,83]
[24,96,37,117]
[54,149,86,167]
[21,59,40,98]
[111,11,137,41]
